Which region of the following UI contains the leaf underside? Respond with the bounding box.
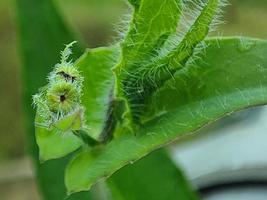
[66,37,267,193]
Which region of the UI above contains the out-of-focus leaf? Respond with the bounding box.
[107,149,199,200]
[15,0,94,199]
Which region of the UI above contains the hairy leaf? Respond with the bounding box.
[113,0,182,131]
[117,0,181,68]
[66,37,267,193]
[123,0,226,123]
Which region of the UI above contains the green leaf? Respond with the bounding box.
[76,46,120,141]
[36,128,82,161]
[35,109,83,161]
[142,37,267,122]
[15,0,94,199]
[107,149,199,200]
[158,0,223,74]
[118,0,226,125]
[36,128,81,162]
[113,0,182,132]
[65,37,267,193]
[53,108,84,132]
[117,0,181,68]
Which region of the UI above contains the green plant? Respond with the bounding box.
[16,0,267,199]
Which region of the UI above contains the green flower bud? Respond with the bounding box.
[46,81,80,114]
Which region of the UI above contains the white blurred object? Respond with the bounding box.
[170,105,267,199]
[204,186,267,200]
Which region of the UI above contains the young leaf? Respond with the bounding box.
[65,37,267,193]
[107,149,199,200]
[76,46,120,141]
[53,108,84,132]
[120,0,226,124]
[113,0,182,131]
[35,109,83,161]
[36,128,81,162]
[117,0,181,67]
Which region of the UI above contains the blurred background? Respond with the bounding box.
[0,0,267,199]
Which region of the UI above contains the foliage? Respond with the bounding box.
[16,0,267,199]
